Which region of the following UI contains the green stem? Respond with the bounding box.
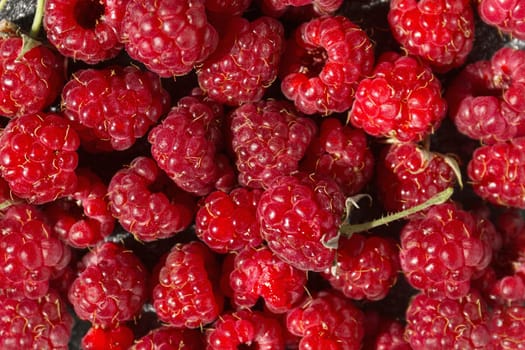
[339,187,454,236]
[30,0,45,38]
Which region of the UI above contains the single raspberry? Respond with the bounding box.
[230,99,317,189]
[61,65,171,152]
[197,16,284,106]
[0,112,80,204]
[121,0,219,77]
[261,0,344,18]
[228,245,308,313]
[131,326,205,350]
[405,290,491,349]
[207,309,286,349]
[348,52,447,142]
[478,0,525,40]
[205,0,252,15]
[195,187,263,253]
[0,289,73,350]
[446,47,525,144]
[81,325,135,350]
[44,168,115,248]
[0,21,65,118]
[108,156,196,242]
[489,304,525,349]
[44,0,126,64]
[300,117,374,196]
[399,202,494,299]
[387,0,475,72]
[322,233,400,301]
[467,137,525,208]
[68,241,149,328]
[280,15,374,115]
[286,290,365,350]
[375,142,458,212]
[257,172,345,272]
[0,203,71,300]
[152,241,224,328]
[149,95,235,196]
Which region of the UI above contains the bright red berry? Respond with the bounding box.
[81,325,135,350]
[489,304,525,349]
[131,326,205,350]
[478,0,525,40]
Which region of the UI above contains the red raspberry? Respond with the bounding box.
[61,65,171,152]
[121,0,219,77]
[152,241,224,328]
[257,172,345,272]
[81,325,135,350]
[44,168,115,248]
[365,316,411,350]
[131,326,205,349]
[489,304,525,349]
[195,187,263,253]
[399,202,494,299]
[280,15,374,115]
[0,21,65,118]
[478,0,525,40]
[300,117,374,196]
[230,99,317,189]
[207,309,286,349]
[0,112,80,204]
[375,142,458,212]
[44,0,126,64]
[108,156,196,242]
[149,95,235,196]
[0,203,71,300]
[261,0,344,18]
[446,47,525,144]
[405,290,491,349]
[197,16,284,106]
[0,290,73,350]
[387,0,475,72]
[286,290,365,350]
[349,52,447,142]
[68,241,149,328]
[467,137,525,208]
[322,233,400,301]
[228,245,308,313]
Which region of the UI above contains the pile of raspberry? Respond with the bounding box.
[0,0,524,349]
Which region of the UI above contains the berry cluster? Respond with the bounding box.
[0,0,524,349]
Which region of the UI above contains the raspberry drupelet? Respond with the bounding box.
[478,0,525,40]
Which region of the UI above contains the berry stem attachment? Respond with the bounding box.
[30,0,44,38]
[339,187,454,235]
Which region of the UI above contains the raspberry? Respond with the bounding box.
[0,21,65,118]
[43,0,126,64]
[81,325,135,350]
[131,326,205,349]
[467,137,525,208]
[286,290,365,349]
[375,142,458,212]
[280,15,374,115]
[0,112,80,204]
[261,0,344,18]
[230,99,317,189]
[489,304,525,349]
[61,65,171,152]
[108,156,196,242]
[207,310,286,349]
[0,203,71,299]
[152,241,224,328]
[197,16,285,106]
[195,187,263,253]
[348,52,447,142]
[322,233,400,301]
[121,0,219,77]
[387,0,475,72]
[300,117,374,196]
[257,172,345,272]
[365,317,411,350]
[478,0,525,40]
[68,241,148,328]
[0,290,73,350]
[149,94,235,196]
[446,47,525,144]
[405,290,491,349]
[399,202,494,299]
[44,168,115,248]
[228,245,308,313]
